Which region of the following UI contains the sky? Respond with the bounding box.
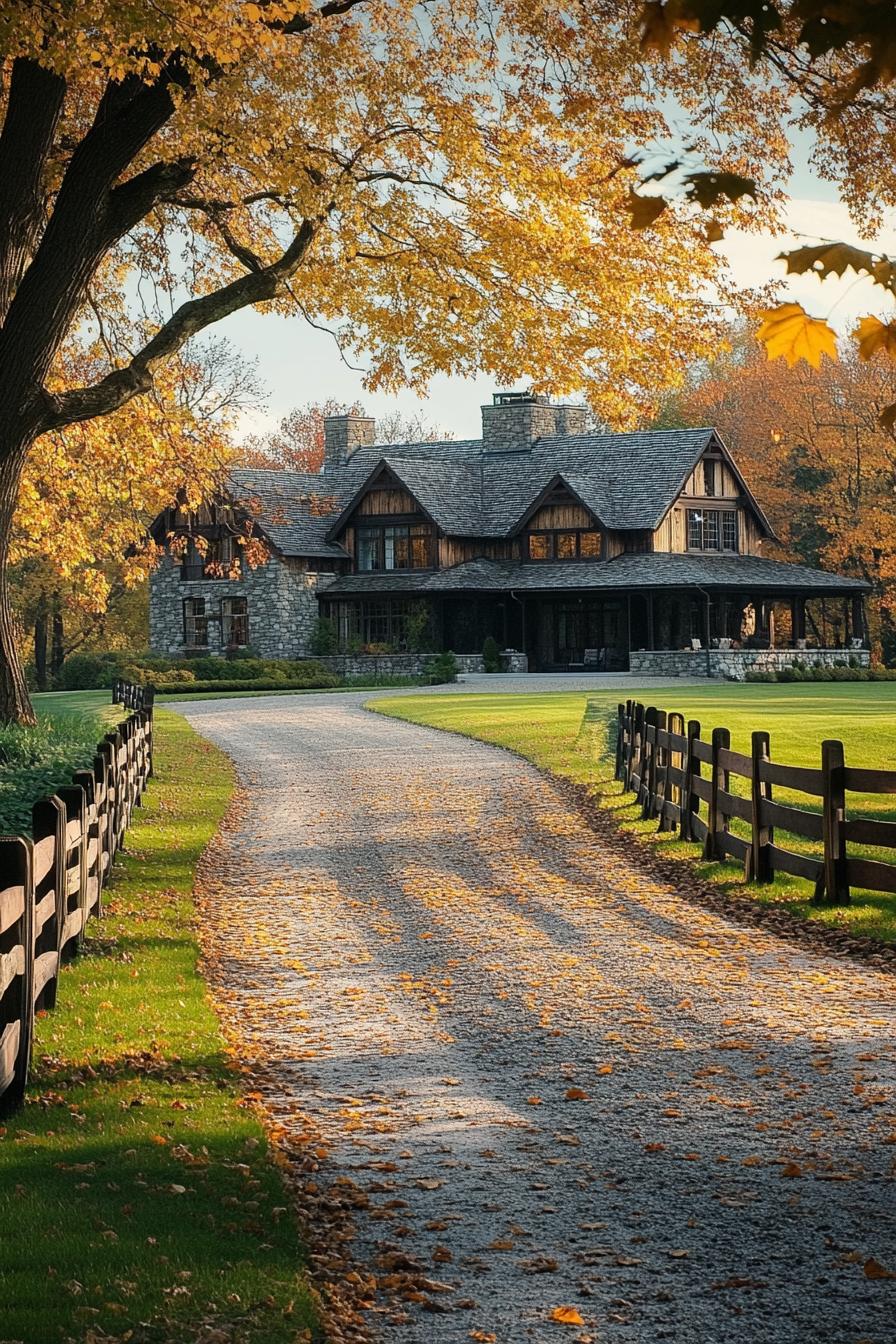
[218,153,896,445]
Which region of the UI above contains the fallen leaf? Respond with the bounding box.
[549,1305,585,1325]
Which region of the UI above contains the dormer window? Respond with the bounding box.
[702,458,718,497]
[687,508,738,552]
[357,522,433,571]
[526,529,602,561]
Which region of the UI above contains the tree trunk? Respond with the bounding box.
[50,597,64,678]
[0,437,37,724]
[33,593,48,691]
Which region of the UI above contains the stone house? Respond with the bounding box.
[148,391,868,676]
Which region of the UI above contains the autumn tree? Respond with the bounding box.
[664,329,896,658]
[0,1,799,723]
[11,339,257,685]
[636,4,896,393]
[243,400,450,472]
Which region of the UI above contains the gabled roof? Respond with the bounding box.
[223,425,771,557]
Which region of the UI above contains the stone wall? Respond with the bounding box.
[149,552,335,659]
[629,648,871,681]
[314,649,529,678]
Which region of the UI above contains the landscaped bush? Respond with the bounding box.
[427,651,459,684]
[482,635,501,673]
[154,674,342,695]
[746,664,878,684]
[0,714,105,834]
[309,616,339,656]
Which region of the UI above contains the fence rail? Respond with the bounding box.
[0,683,153,1115]
[615,699,896,907]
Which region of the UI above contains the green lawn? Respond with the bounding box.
[0,709,317,1343]
[373,682,896,941]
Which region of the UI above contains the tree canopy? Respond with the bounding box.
[0,0,797,720]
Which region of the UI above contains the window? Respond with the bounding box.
[181,532,238,580]
[183,598,208,648]
[687,509,738,552]
[357,522,432,571]
[222,596,249,648]
[322,598,425,650]
[526,529,602,561]
[702,458,718,497]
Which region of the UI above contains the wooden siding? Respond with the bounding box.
[441,537,519,566]
[355,487,421,516]
[527,500,594,530]
[679,452,741,500]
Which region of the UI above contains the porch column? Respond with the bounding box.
[791,596,806,644]
[767,603,776,648]
[843,598,852,646]
[646,593,655,649]
[852,593,866,646]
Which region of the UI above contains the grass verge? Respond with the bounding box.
[0,708,317,1343]
[373,682,896,943]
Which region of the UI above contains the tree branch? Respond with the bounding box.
[42,216,324,430]
[280,0,369,34]
[0,58,67,322]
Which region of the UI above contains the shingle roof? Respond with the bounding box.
[229,426,769,555]
[321,552,869,597]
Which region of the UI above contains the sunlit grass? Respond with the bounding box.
[373,683,896,941]
[0,709,317,1343]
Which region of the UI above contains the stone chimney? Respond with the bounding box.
[322,413,376,472]
[481,391,587,452]
[553,403,588,436]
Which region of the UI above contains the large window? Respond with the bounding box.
[181,532,238,580]
[323,599,428,650]
[687,508,738,552]
[222,596,249,648]
[183,598,208,648]
[525,529,602,561]
[357,522,432,572]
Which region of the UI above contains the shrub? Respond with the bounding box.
[427,651,458,684]
[404,604,433,654]
[0,714,105,834]
[482,635,501,673]
[309,617,339,656]
[776,666,797,683]
[56,651,126,690]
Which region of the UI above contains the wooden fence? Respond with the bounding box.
[615,700,896,906]
[0,684,153,1115]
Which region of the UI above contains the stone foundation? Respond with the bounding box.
[629,648,871,681]
[314,649,529,679]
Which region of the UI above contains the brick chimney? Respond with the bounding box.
[481,391,587,452]
[323,413,376,471]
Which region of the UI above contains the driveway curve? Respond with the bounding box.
[180,692,896,1344]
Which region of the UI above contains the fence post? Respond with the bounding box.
[0,837,34,1118]
[820,738,850,905]
[615,703,626,781]
[749,730,773,883]
[647,709,667,821]
[640,707,658,816]
[145,688,155,779]
[57,785,88,957]
[31,795,66,1011]
[627,702,643,792]
[681,720,701,842]
[660,711,685,833]
[705,725,730,860]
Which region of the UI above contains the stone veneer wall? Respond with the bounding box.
[149,552,335,659]
[314,650,529,678]
[629,648,871,681]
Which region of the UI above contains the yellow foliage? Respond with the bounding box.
[856,315,896,361]
[757,303,838,369]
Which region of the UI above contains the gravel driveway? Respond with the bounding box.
[181,693,896,1344]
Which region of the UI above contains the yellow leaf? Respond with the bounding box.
[757,303,837,368]
[549,1305,585,1325]
[864,1256,896,1280]
[639,1,701,55]
[856,315,896,361]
